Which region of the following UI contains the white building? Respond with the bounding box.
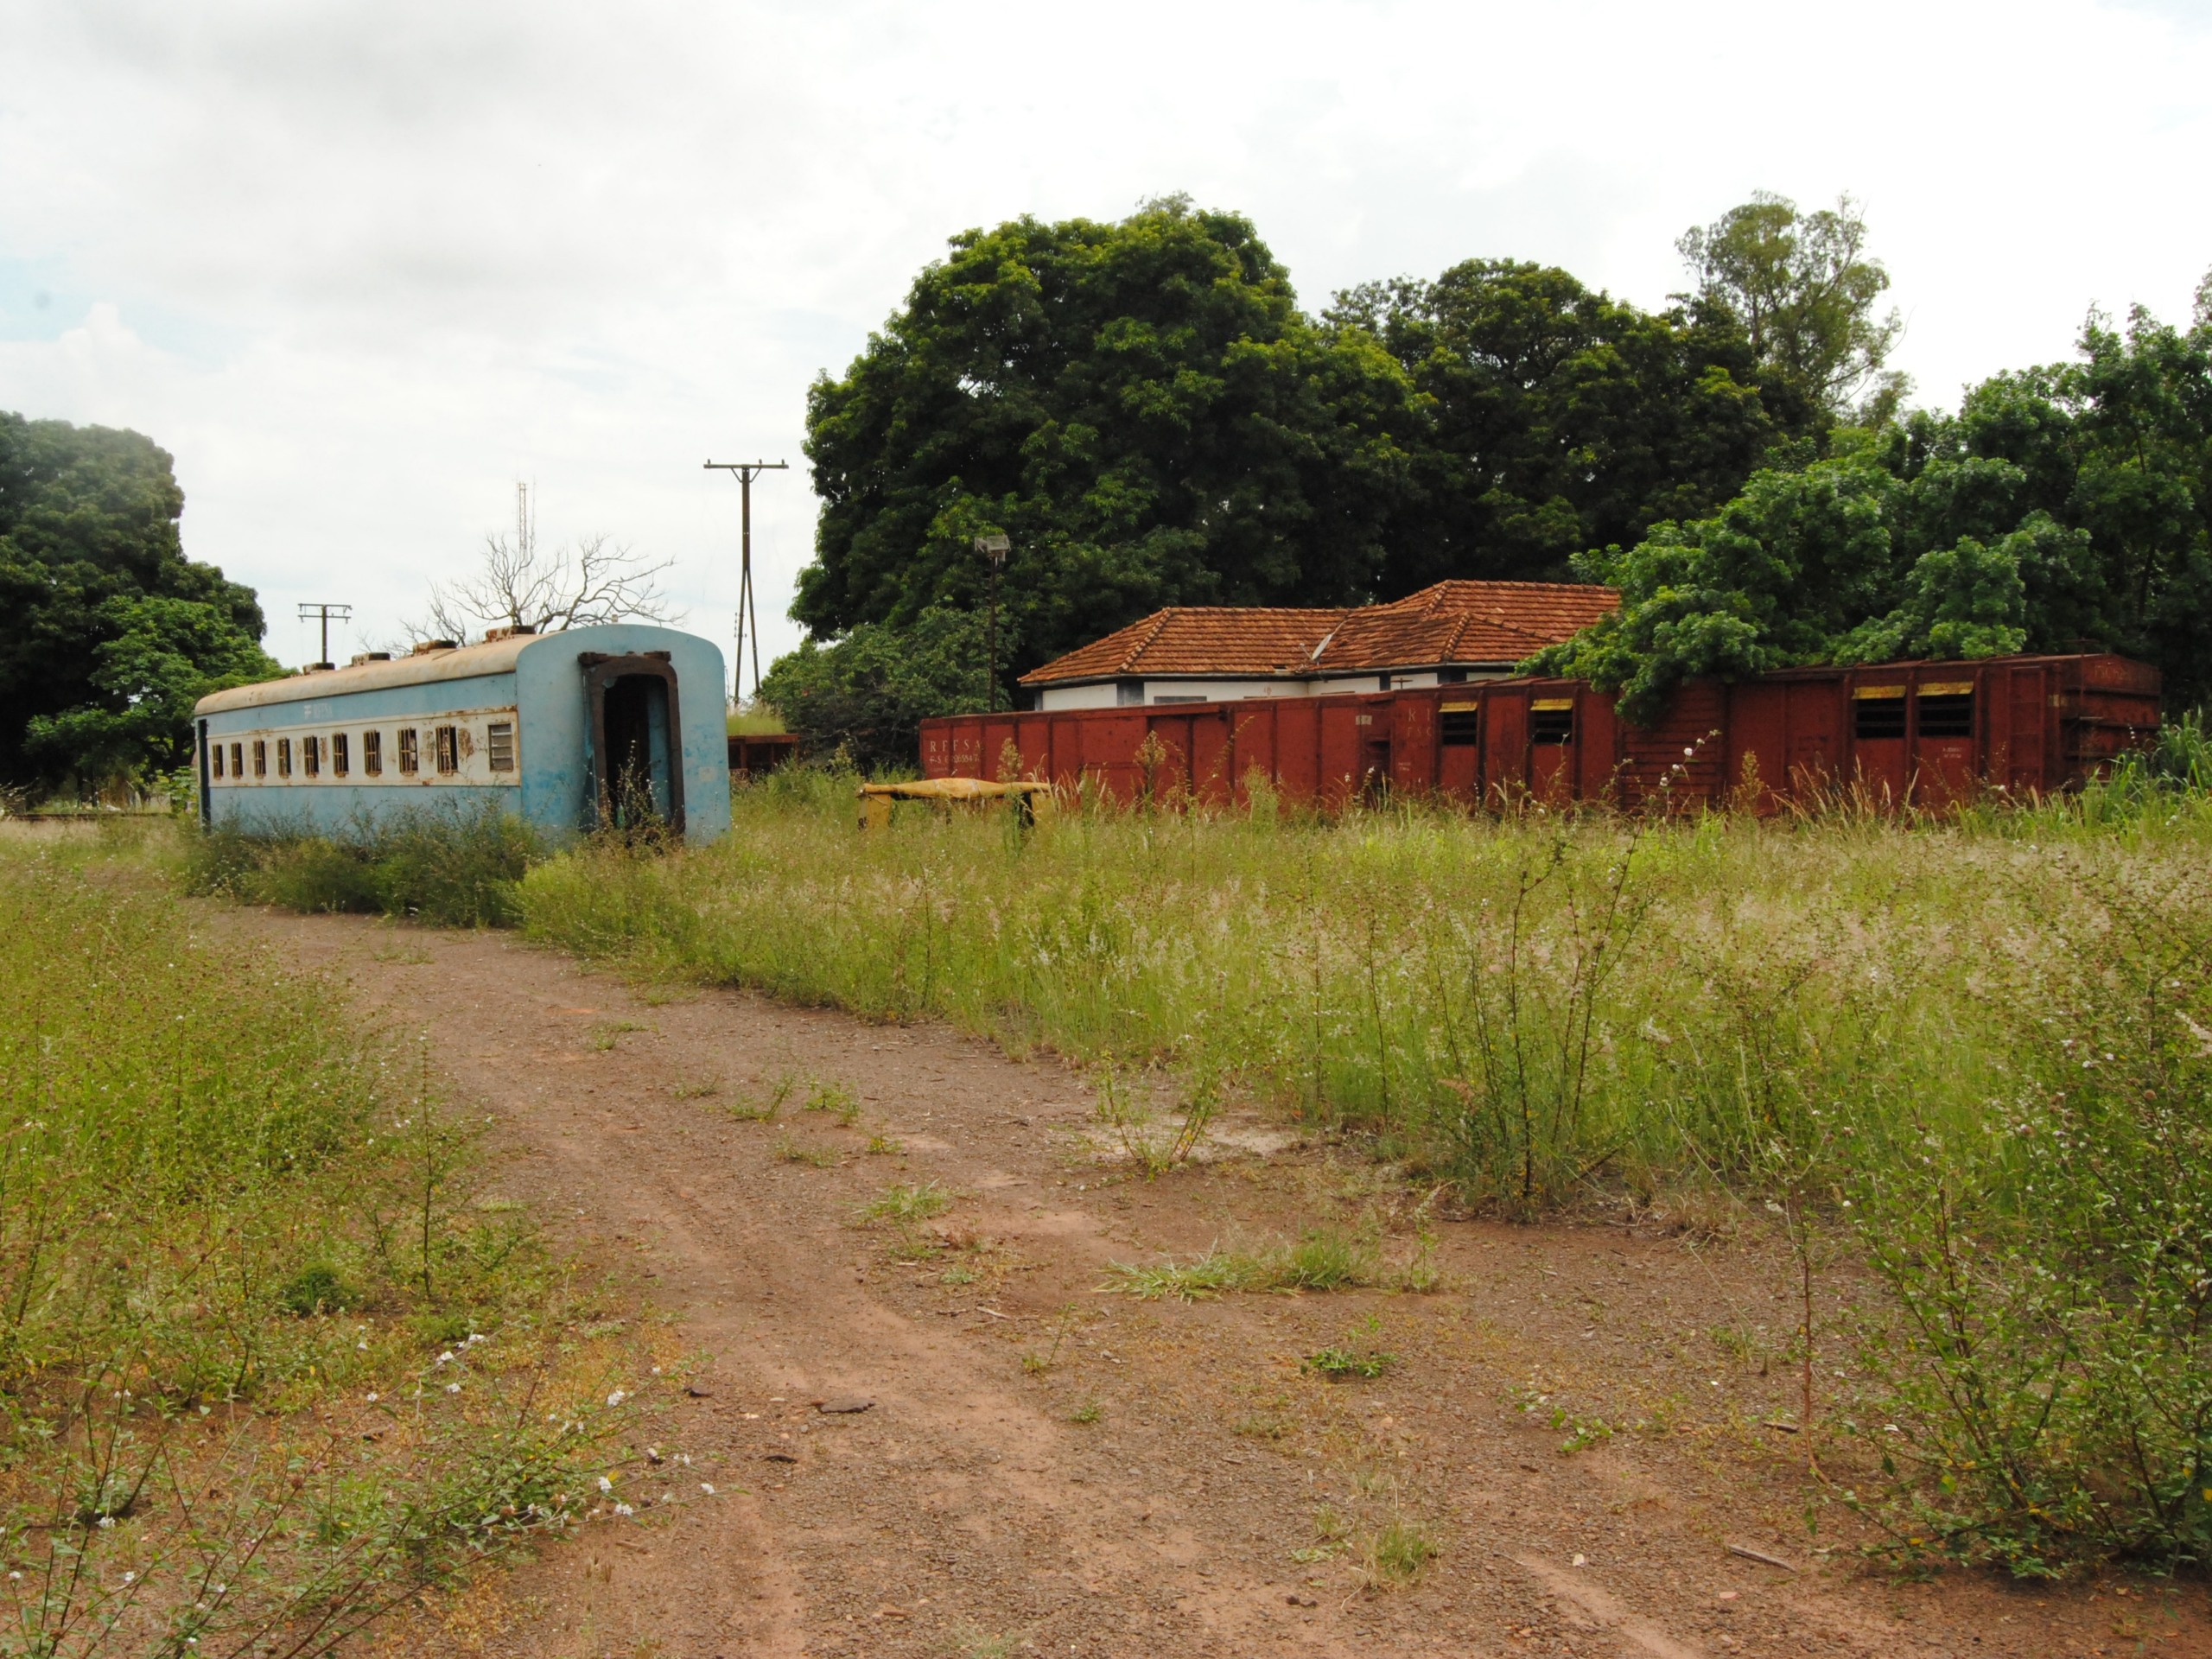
[1018,580,1619,711]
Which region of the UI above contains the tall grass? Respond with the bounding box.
[184,802,543,927]
[519,766,2212,1573]
[0,830,630,1653]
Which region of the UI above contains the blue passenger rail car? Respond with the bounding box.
[192,623,730,844]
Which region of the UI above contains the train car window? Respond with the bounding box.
[487,721,516,772]
[332,733,349,776]
[230,742,243,778]
[435,726,460,775]
[1530,701,1574,745]
[1917,690,1974,738]
[397,728,418,775]
[253,741,267,778]
[1439,707,1482,747]
[363,730,382,776]
[277,738,293,778]
[302,735,321,778]
[1853,688,1907,740]
[211,742,225,779]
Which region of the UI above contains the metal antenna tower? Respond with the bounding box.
[297,601,353,669]
[702,459,788,701]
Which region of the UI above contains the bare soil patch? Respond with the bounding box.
[219,909,2210,1659]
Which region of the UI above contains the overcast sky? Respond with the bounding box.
[2,0,2206,683]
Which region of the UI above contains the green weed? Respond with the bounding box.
[1303,1346,1395,1381]
[856,1182,951,1224]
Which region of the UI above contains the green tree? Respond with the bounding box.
[0,414,277,794]
[757,607,989,772]
[1677,192,1904,425]
[1531,284,2212,720]
[794,198,1418,690]
[1328,259,1783,589]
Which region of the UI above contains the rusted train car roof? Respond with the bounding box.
[195,635,545,715]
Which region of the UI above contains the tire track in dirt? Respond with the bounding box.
[226,911,2212,1659]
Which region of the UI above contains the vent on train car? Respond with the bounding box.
[1917,683,1974,738]
[1853,685,1907,739]
[1530,698,1575,745]
[487,721,516,772]
[1439,702,1481,747]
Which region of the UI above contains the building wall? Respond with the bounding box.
[1032,666,1520,709]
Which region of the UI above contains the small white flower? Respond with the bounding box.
[607,1389,627,1407]
[436,1351,454,1366]
[1885,1424,1902,1433]
[97,1517,114,1530]
[365,1392,378,1402]
[446,1382,461,1394]
[596,1475,613,1494]
[121,1572,135,1585]
[613,1503,634,1516]
[7,1571,18,1580]
[356,1341,368,1351]
[701,1482,715,1495]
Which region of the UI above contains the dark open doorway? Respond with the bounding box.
[582,652,686,834]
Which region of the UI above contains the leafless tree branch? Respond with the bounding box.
[404,533,681,645]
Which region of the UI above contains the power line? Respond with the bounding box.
[702,460,788,701]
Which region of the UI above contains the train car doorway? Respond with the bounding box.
[583,652,684,832]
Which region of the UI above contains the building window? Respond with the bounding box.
[332,732,349,777]
[211,741,224,779]
[1917,689,1974,739]
[302,734,321,778]
[1115,679,1143,707]
[276,738,293,778]
[435,725,460,775]
[253,740,267,778]
[1437,667,1468,684]
[230,742,243,778]
[1152,695,1205,706]
[1378,674,1392,691]
[363,729,382,776]
[397,728,418,775]
[487,721,515,772]
[1853,687,1907,740]
[1530,701,1575,745]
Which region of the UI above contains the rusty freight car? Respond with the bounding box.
[919,652,2160,813]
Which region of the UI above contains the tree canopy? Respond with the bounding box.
[1327,259,1784,592]
[0,414,277,796]
[797,197,1418,677]
[1529,299,2212,720]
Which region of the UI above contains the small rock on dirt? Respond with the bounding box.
[815,1395,875,1414]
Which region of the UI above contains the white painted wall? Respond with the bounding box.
[1031,666,1523,709]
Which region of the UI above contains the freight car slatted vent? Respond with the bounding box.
[1440,703,1482,747]
[1530,699,1575,745]
[1853,685,1907,740]
[1917,685,1974,738]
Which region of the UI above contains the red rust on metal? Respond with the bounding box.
[920,653,2161,815]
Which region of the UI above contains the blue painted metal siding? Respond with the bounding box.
[197,624,728,844]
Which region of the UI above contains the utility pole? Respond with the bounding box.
[975,533,1010,712]
[702,459,789,702]
[297,601,353,669]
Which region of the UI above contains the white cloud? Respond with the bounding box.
[0,0,2205,677]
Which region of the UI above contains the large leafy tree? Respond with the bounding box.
[1676,192,1904,425]
[1531,289,2212,720]
[795,198,1418,683]
[1327,260,1783,590]
[757,606,988,772]
[0,414,277,794]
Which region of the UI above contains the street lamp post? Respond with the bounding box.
[975,533,1010,712]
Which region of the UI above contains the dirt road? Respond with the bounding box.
[230,911,2207,1659]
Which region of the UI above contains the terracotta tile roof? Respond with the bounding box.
[1019,582,1617,684]
[1313,581,1620,672]
[1018,606,1345,683]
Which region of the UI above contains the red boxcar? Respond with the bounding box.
[919,653,2161,812]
